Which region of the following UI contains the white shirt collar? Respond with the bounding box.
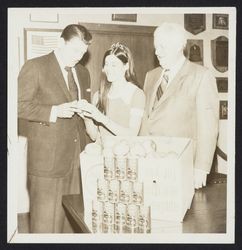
[165,55,186,84]
[53,49,81,100]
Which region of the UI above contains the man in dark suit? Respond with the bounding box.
[140,23,219,189]
[18,24,92,233]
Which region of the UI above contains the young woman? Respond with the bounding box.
[78,42,145,142]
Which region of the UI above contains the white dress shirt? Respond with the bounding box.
[49,50,81,122]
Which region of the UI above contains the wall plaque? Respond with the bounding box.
[219,100,228,120]
[112,14,137,22]
[211,36,228,73]
[185,39,203,65]
[184,14,206,35]
[213,14,229,30]
[216,77,228,93]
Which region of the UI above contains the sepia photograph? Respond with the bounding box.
[7,7,236,244]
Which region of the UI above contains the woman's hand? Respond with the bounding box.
[83,103,108,125]
[73,100,87,119]
[76,99,108,125]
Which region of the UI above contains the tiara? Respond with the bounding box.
[110,42,127,52]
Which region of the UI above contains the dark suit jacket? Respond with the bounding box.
[140,60,219,173]
[18,52,91,177]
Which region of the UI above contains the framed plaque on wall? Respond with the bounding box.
[216,77,228,93]
[213,14,229,30]
[112,14,137,22]
[24,28,61,62]
[219,100,228,120]
[184,14,206,35]
[211,36,228,73]
[185,39,204,65]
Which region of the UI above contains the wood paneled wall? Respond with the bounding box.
[79,23,158,94]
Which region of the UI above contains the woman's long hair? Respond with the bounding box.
[97,43,139,114]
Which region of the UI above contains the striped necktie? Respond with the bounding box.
[64,66,78,101]
[156,69,169,101]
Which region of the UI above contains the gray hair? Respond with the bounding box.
[154,22,187,49]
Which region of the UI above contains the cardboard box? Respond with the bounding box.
[80,136,194,231]
[138,137,194,222]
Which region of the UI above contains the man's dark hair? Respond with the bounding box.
[61,24,92,44]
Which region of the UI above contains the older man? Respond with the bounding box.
[140,22,219,189]
[18,24,92,233]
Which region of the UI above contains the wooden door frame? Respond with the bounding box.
[78,22,156,36]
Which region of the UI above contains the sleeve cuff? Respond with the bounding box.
[49,106,58,123]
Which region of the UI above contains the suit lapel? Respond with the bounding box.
[153,59,191,110]
[48,52,72,102]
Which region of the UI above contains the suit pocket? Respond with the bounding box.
[27,123,57,174]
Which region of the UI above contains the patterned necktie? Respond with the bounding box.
[64,66,78,101]
[156,69,169,101]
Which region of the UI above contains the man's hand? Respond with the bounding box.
[73,100,88,119]
[194,168,208,189]
[56,101,78,118]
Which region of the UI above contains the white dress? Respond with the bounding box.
[93,82,146,142]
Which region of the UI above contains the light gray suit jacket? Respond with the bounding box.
[139,59,219,173]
